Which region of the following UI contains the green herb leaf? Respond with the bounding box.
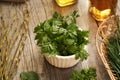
[34,10,89,60]
[20,71,40,80]
[70,68,96,80]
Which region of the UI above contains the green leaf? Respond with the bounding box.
[53,12,63,20]
[20,71,40,80]
[68,45,78,53]
[75,49,89,60]
[34,23,43,33]
[34,10,89,60]
[70,68,96,80]
[64,39,75,45]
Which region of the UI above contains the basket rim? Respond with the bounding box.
[96,15,117,80]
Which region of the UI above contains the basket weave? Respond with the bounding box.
[96,15,118,80]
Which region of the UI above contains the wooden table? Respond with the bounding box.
[0,0,119,80]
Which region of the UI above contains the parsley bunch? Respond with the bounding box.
[70,68,97,80]
[20,71,40,80]
[34,11,89,60]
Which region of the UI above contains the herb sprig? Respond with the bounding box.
[34,11,89,60]
[20,71,40,80]
[70,68,97,80]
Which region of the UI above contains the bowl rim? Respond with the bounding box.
[44,45,87,59]
[55,54,75,59]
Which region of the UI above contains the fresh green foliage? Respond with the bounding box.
[107,16,120,79]
[20,71,40,80]
[70,68,97,80]
[34,11,89,60]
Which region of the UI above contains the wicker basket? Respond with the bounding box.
[96,15,118,80]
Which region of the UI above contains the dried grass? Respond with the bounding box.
[0,4,29,80]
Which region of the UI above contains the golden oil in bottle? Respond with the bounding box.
[89,0,118,21]
[55,0,77,7]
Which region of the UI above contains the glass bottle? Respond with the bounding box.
[55,0,78,7]
[89,0,118,21]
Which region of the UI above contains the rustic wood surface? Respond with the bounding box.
[0,0,119,80]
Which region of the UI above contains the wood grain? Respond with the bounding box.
[0,0,118,80]
[0,0,26,3]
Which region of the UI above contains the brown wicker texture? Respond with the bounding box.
[96,15,119,80]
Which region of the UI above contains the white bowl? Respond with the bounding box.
[44,54,80,68]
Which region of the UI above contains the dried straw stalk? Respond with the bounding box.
[0,5,29,80]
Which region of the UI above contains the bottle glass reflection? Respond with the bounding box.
[89,0,118,21]
[55,0,78,7]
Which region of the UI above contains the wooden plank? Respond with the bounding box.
[0,0,115,80]
[0,0,25,3]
